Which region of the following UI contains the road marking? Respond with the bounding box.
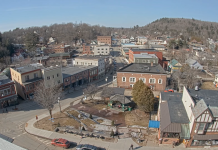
[35,137,51,145]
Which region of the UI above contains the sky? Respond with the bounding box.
[1,0,218,32]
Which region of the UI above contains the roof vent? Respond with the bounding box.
[195,86,199,91]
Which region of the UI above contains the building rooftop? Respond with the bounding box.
[131,48,158,52]
[75,55,109,60]
[62,65,97,78]
[150,44,165,48]
[134,53,157,59]
[0,75,13,85]
[14,64,43,74]
[188,89,218,107]
[49,52,71,57]
[161,92,190,124]
[117,63,166,74]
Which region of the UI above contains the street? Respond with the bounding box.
[0,48,123,150]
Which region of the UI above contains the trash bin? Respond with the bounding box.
[128,107,131,111]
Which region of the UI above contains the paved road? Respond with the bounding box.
[0,48,123,150]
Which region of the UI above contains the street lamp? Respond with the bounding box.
[58,97,61,112]
[105,76,108,86]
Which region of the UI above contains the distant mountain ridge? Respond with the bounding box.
[141,18,218,41]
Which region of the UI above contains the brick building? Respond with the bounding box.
[53,44,71,53]
[62,65,98,91]
[129,49,164,67]
[82,44,93,55]
[115,63,167,91]
[0,75,17,108]
[97,36,112,45]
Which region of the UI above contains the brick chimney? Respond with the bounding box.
[151,61,153,66]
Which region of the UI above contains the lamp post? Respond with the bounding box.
[58,97,61,112]
[105,76,108,86]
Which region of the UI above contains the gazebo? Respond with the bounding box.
[108,94,132,111]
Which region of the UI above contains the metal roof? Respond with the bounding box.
[110,94,131,104]
[131,48,158,52]
[117,63,166,74]
[133,53,157,59]
[160,92,190,133]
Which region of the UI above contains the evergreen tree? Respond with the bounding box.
[24,32,39,53]
[132,80,154,112]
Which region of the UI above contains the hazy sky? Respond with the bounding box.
[1,0,218,32]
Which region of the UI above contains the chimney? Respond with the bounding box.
[151,61,153,66]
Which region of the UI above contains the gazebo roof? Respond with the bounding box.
[110,94,132,104]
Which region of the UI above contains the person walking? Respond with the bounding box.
[130,144,133,150]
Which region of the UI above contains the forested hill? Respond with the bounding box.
[140,18,218,41]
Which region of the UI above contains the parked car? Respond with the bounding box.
[76,144,99,150]
[51,138,70,149]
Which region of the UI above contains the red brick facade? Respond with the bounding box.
[129,49,163,66]
[117,72,167,91]
[82,44,93,55]
[53,44,70,53]
[97,36,112,45]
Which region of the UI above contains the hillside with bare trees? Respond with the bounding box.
[140,18,218,42]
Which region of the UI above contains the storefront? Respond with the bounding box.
[190,134,218,147]
[0,95,18,108]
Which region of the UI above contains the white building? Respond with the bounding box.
[136,36,147,44]
[121,38,130,44]
[93,45,110,56]
[74,56,106,79]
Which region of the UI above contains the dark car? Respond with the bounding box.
[76,144,99,150]
[51,138,70,149]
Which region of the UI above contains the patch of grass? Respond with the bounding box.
[201,82,218,90]
[68,110,80,118]
[97,119,104,123]
[93,104,107,110]
[81,119,96,127]
[125,110,149,127]
[34,112,80,131]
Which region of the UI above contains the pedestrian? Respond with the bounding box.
[130,144,133,150]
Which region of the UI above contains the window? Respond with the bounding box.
[158,79,162,84]
[52,75,55,78]
[139,78,146,83]
[198,123,206,134]
[58,80,60,84]
[149,78,155,84]
[7,89,11,94]
[25,75,29,81]
[130,84,134,88]
[34,73,38,78]
[57,73,59,77]
[47,76,50,80]
[129,77,136,82]
[147,60,150,63]
[122,77,126,82]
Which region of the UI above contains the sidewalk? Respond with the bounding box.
[24,98,218,150]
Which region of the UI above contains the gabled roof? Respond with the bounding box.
[110,94,131,104]
[192,99,208,119]
[209,106,218,117]
[170,59,179,66]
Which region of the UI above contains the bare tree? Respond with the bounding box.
[101,87,114,100]
[176,49,188,64]
[83,84,99,100]
[33,81,63,119]
[172,64,199,89]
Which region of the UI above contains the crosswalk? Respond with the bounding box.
[35,137,51,146]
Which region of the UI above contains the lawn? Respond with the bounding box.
[201,82,218,90]
[125,109,149,127]
[34,112,80,131]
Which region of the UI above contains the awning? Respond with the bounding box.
[180,124,190,139]
[194,134,218,140]
[0,95,17,103]
[149,120,160,128]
